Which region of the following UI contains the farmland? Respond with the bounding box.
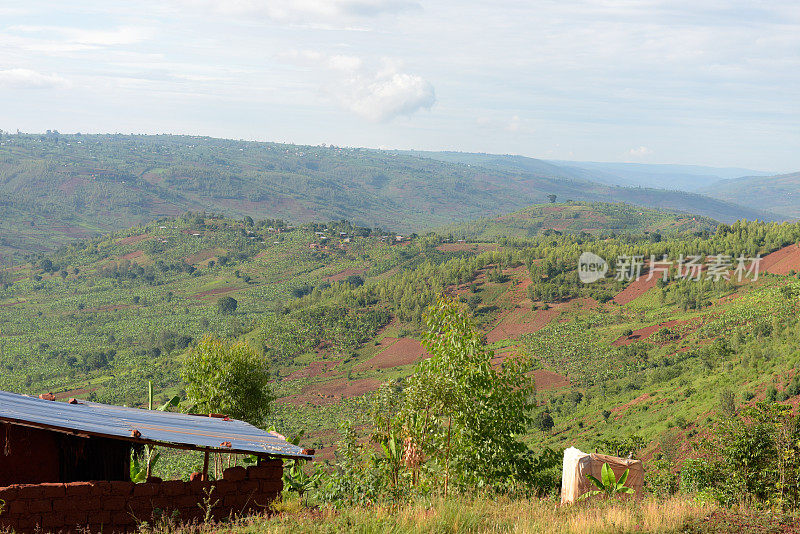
[3,204,800,484]
[0,133,778,264]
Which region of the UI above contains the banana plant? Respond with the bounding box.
[284,461,324,504]
[130,383,181,482]
[581,463,635,500]
[280,430,322,504]
[374,429,403,488]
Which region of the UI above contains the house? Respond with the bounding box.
[0,390,311,532]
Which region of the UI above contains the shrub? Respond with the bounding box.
[217,296,238,315]
[180,335,274,425]
[533,411,555,432]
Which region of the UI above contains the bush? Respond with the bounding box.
[766,385,778,402]
[533,411,554,432]
[217,296,238,315]
[180,335,274,425]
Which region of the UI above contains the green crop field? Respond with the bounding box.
[3,203,800,478]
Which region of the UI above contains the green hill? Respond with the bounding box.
[440,201,719,241]
[702,171,800,219]
[0,133,779,263]
[4,208,800,474]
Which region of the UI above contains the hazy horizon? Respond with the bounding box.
[2,1,799,171]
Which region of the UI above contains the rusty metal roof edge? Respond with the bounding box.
[0,390,313,460]
[0,415,313,460]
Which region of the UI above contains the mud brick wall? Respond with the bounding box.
[0,460,283,533]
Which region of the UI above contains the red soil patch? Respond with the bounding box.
[490,346,522,367]
[279,378,381,406]
[611,393,650,417]
[534,369,571,390]
[761,243,800,275]
[613,320,680,346]
[312,378,381,397]
[59,176,89,195]
[325,267,366,283]
[51,225,94,237]
[183,249,219,265]
[486,298,596,343]
[356,338,429,371]
[119,233,150,245]
[53,387,98,400]
[613,273,659,305]
[121,250,144,261]
[192,286,237,299]
[717,292,742,304]
[436,242,476,252]
[287,360,341,380]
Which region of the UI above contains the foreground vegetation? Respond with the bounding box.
[5,201,800,529]
[226,495,719,534]
[135,493,800,534]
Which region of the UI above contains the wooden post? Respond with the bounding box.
[202,450,210,481]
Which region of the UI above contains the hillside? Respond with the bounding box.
[0,133,779,263]
[4,210,800,475]
[549,161,772,191]
[702,171,800,219]
[440,201,719,241]
[401,150,778,222]
[410,151,770,191]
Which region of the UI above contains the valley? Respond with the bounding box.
[3,201,800,482]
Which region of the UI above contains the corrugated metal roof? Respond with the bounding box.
[0,390,311,459]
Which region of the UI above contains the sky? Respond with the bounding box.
[1,1,799,171]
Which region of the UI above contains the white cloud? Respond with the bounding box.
[4,25,155,55]
[60,26,153,46]
[341,69,435,122]
[0,68,69,88]
[282,51,435,122]
[474,114,533,134]
[506,115,521,132]
[179,0,419,23]
[627,146,654,158]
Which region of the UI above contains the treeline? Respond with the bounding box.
[255,305,390,363]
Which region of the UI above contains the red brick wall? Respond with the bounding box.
[0,424,61,486]
[0,461,283,533]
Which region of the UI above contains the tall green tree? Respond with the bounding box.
[180,335,274,426]
[402,295,538,493]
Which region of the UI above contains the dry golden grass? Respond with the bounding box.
[202,494,716,534]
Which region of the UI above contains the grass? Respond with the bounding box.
[145,495,719,534]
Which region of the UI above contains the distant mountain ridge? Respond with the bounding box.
[701,171,800,220]
[440,201,719,241]
[403,149,779,221]
[0,134,782,262]
[548,160,773,191]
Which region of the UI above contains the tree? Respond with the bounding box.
[548,194,557,204]
[217,296,238,315]
[401,296,537,493]
[180,335,274,426]
[345,274,364,287]
[533,410,554,432]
